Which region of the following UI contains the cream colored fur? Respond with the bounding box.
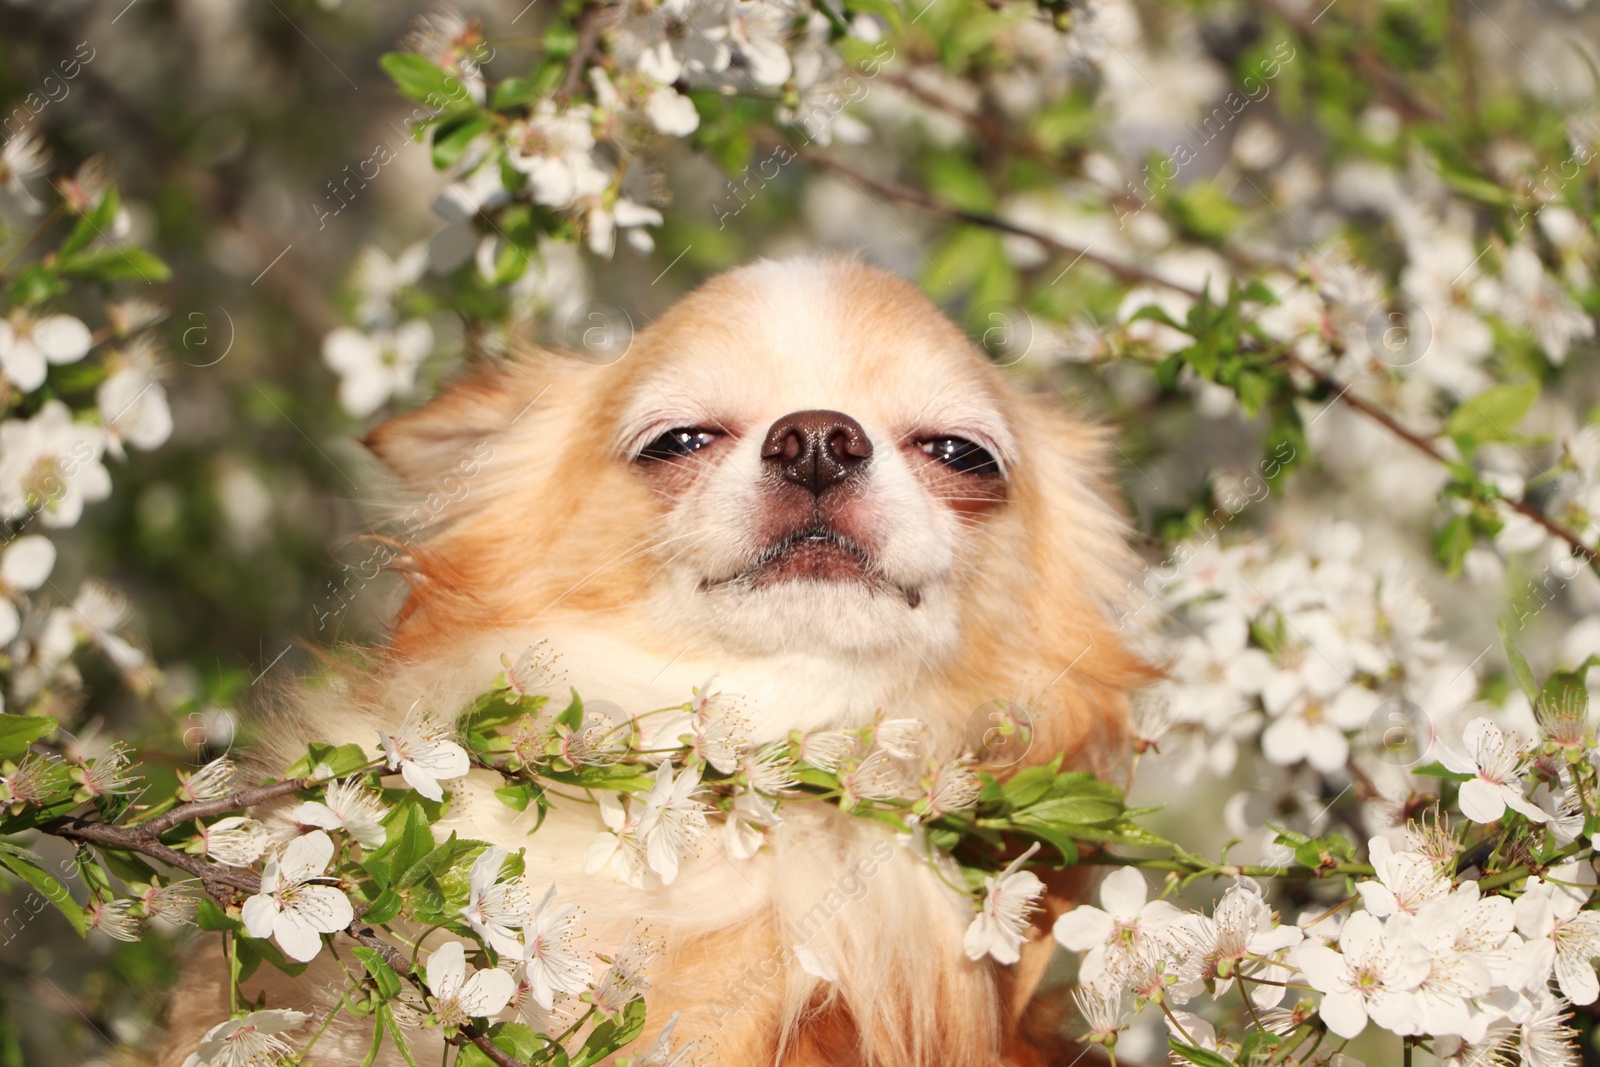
[160,256,1153,1067]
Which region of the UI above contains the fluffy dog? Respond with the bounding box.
[162,255,1152,1066]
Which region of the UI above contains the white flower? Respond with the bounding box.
[1514,864,1600,1005]
[1501,244,1593,365]
[141,881,202,927]
[636,762,709,884]
[1516,992,1580,1067]
[0,130,52,213]
[796,729,855,771]
[460,845,527,956]
[519,884,591,1010]
[1072,979,1126,1047]
[628,1011,703,1066]
[1289,911,1429,1038]
[1355,837,1451,918]
[1261,687,1381,773]
[644,86,699,135]
[200,815,270,868]
[585,198,664,258]
[98,345,173,458]
[1391,885,1506,1036]
[922,757,981,817]
[0,313,91,392]
[241,830,354,962]
[506,103,608,210]
[87,897,142,942]
[1053,866,1183,985]
[425,940,517,1027]
[180,1009,310,1067]
[0,535,55,645]
[689,688,750,774]
[351,243,428,328]
[57,580,145,672]
[290,779,388,850]
[722,787,779,860]
[322,319,434,418]
[1183,878,1302,1006]
[498,645,559,700]
[377,712,470,801]
[963,842,1045,964]
[0,401,111,527]
[1437,718,1549,824]
[871,717,927,760]
[176,757,238,803]
[585,792,651,888]
[590,932,658,1017]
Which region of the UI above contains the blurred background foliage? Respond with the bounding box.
[4,0,1600,1061]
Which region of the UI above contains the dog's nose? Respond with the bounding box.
[761,409,873,494]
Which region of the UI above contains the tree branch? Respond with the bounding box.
[553,4,609,105]
[754,129,1202,296]
[40,791,537,1067]
[1289,355,1600,570]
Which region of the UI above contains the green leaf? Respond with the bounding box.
[997,756,1065,809]
[1412,760,1473,782]
[0,848,88,935]
[362,887,404,926]
[358,1014,386,1067]
[0,716,57,761]
[543,763,654,793]
[432,115,493,171]
[381,1003,423,1067]
[494,782,539,812]
[380,53,465,108]
[1433,514,1474,576]
[236,933,308,981]
[60,188,122,257]
[1238,1031,1283,1060]
[10,265,68,306]
[571,999,648,1067]
[456,1023,555,1067]
[352,945,404,1000]
[195,897,242,932]
[491,77,538,111]
[56,246,172,283]
[286,742,372,780]
[1068,819,1173,848]
[1500,618,1540,702]
[1446,382,1539,446]
[1169,1039,1237,1067]
[470,693,548,731]
[385,800,437,883]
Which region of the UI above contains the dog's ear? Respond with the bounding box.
[361,351,566,488]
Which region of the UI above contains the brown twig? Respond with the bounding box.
[1288,355,1600,569]
[768,129,1599,575]
[40,784,536,1067]
[755,128,1201,295]
[553,3,609,105]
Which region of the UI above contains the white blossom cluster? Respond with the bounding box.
[0,144,170,712]
[1044,853,1591,1067]
[1141,521,1471,792]
[322,1,887,416]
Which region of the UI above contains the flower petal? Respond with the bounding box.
[1053,906,1114,950]
[1098,866,1149,918]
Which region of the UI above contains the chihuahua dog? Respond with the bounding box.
[162,255,1151,1066]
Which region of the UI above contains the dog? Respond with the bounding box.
[161,254,1153,1066]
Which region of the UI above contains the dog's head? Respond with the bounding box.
[366,256,1150,762]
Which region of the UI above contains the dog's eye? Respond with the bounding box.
[919,436,1000,475]
[638,428,720,461]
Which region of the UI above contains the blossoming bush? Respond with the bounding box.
[4,0,1600,1063]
